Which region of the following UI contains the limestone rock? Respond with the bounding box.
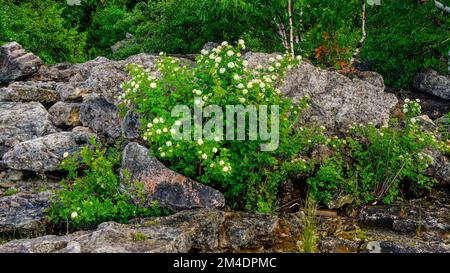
[0,209,224,253]
[0,42,42,84]
[359,192,450,234]
[218,212,280,249]
[0,208,304,253]
[281,61,398,130]
[49,102,81,127]
[33,63,80,82]
[423,148,450,186]
[0,102,57,157]
[413,70,450,100]
[120,142,225,212]
[80,96,121,142]
[122,110,141,139]
[2,132,92,172]
[0,81,60,104]
[0,191,50,235]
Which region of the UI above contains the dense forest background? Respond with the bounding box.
[0,0,449,88]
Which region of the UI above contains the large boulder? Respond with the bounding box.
[80,96,121,142]
[0,81,60,104]
[49,102,81,127]
[0,102,57,157]
[413,70,450,100]
[33,63,81,82]
[2,131,92,172]
[120,142,225,212]
[0,42,42,84]
[63,54,160,104]
[281,61,398,130]
[0,191,51,235]
[423,148,450,186]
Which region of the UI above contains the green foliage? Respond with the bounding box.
[120,42,325,212]
[437,112,450,141]
[297,195,317,253]
[308,99,447,205]
[47,138,169,229]
[3,188,19,197]
[0,0,87,63]
[361,0,450,88]
[131,231,148,241]
[86,3,141,57]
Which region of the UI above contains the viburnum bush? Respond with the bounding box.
[119,41,326,212]
[308,99,449,205]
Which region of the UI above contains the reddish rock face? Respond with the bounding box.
[120,142,225,212]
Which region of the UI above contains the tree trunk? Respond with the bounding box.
[288,0,295,58]
[435,1,450,14]
[351,0,367,65]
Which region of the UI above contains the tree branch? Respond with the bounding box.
[351,0,367,65]
[288,0,295,58]
[435,1,450,14]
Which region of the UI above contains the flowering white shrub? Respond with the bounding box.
[308,100,448,205]
[120,41,325,212]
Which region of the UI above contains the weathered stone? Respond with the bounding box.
[120,142,225,212]
[415,115,437,132]
[33,63,81,82]
[0,42,42,84]
[0,191,50,235]
[0,81,60,104]
[326,191,354,210]
[122,110,141,139]
[0,208,305,253]
[48,102,81,127]
[3,170,23,182]
[55,82,91,102]
[413,70,450,100]
[359,191,450,234]
[423,148,450,186]
[0,102,57,157]
[346,70,385,90]
[244,52,280,70]
[280,61,398,130]
[0,209,224,253]
[3,132,92,172]
[218,212,280,249]
[71,126,91,134]
[80,96,121,142]
[365,236,449,253]
[69,54,160,105]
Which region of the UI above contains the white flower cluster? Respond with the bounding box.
[119,64,160,105]
[402,98,421,114]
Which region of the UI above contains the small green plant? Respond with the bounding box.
[308,99,446,205]
[131,231,148,241]
[3,188,18,197]
[437,112,450,141]
[47,138,169,230]
[416,204,423,237]
[297,196,318,253]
